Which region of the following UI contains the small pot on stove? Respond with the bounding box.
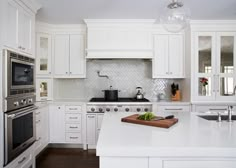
[135,87,144,100]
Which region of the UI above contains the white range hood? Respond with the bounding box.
[84,19,155,59]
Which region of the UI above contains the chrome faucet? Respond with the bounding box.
[228,106,233,122]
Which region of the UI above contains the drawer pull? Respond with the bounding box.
[88,116,95,118]
[69,108,78,110]
[165,108,183,111]
[69,126,78,129]
[18,157,26,164]
[209,108,227,111]
[36,112,41,115]
[70,136,78,139]
[69,117,78,119]
[36,120,41,123]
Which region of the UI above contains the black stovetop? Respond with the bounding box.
[89,97,150,102]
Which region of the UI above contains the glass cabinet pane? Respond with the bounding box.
[220,36,234,74]
[39,37,49,71]
[198,36,212,73]
[220,77,234,96]
[198,77,212,96]
[40,82,48,98]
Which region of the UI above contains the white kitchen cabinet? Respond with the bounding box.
[152,34,184,78]
[86,114,96,145]
[96,114,104,142]
[86,113,104,148]
[49,104,84,144]
[192,104,236,113]
[49,105,65,143]
[5,0,35,56]
[149,158,236,168]
[157,105,190,113]
[192,32,236,102]
[36,78,53,101]
[36,33,52,75]
[34,105,49,157]
[54,34,86,78]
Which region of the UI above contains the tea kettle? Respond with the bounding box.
[136,87,144,100]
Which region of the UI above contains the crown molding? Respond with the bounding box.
[19,0,41,13]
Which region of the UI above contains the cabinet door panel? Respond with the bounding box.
[153,35,169,78]
[69,35,85,77]
[216,32,236,101]
[169,35,184,77]
[49,105,65,143]
[86,115,96,145]
[36,33,52,75]
[5,0,18,49]
[54,35,69,75]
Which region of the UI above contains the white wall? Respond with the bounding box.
[53,60,189,101]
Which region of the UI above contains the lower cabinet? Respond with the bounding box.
[156,105,190,113]
[35,104,49,156]
[149,158,236,168]
[86,113,104,148]
[192,104,236,113]
[49,104,84,144]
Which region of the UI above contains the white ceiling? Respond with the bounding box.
[36,0,236,24]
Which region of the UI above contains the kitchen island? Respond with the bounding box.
[96,112,236,168]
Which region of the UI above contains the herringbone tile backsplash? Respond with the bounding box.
[54,60,184,101]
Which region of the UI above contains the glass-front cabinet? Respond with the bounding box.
[36,33,52,75]
[36,78,52,101]
[193,32,236,101]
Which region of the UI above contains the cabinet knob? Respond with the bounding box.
[166,72,168,74]
[70,72,72,74]
[49,72,51,74]
[66,72,68,74]
[169,72,173,74]
[18,46,22,49]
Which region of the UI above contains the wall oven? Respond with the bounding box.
[4,105,37,165]
[4,50,35,98]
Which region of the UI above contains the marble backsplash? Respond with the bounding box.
[54,59,187,101]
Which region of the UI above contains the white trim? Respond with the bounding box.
[18,0,41,13]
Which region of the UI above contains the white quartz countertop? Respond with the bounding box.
[96,112,236,157]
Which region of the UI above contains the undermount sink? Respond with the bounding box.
[198,115,236,121]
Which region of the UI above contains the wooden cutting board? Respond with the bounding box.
[121,114,178,128]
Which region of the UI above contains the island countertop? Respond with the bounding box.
[96,112,236,157]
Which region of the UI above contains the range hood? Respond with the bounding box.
[84,19,154,59]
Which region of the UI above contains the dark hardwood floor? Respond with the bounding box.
[36,148,99,168]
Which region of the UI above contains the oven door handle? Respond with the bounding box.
[7,107,38,119]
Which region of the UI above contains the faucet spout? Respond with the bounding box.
[97,71,109,79]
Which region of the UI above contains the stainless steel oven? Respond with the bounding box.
[3,50,35,97]
[4,105,37,165]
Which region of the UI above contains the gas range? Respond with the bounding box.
[87,97,152,113]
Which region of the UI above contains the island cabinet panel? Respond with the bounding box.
[149,158,236,168]
[100,157,149,168]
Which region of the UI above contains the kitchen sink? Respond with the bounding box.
[198,115,236,121]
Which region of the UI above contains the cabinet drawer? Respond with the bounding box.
[65,123,81,132]
[65,105,82,113]
[163,160,236,168]
[65,113,81,123]
[66,133,82,143]
[195,105,228,113]
[158,105,190,112]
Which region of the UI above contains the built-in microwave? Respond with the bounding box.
[3,50,35,97]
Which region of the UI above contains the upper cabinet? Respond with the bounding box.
[85,19,154,59]
[54,34,86,78]
[192,31,236,101]
[152,34,185,78]
[4,0,39,56]
[36,33,52,75]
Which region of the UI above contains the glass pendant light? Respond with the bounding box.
[160,0,190,33]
